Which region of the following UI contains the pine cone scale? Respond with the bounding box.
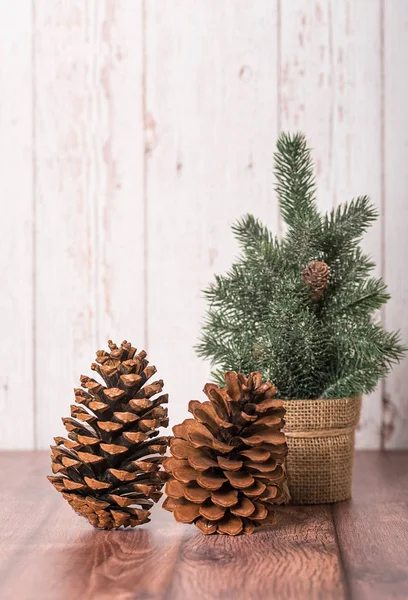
[211,487,238,506]
[200,502,225,520]
[196,517,217,535]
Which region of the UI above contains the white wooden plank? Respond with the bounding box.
[34,1,145,449]
[280,0,335,213]
[0,1,33,449]
[34,0,98,448]
[280,0,383,448]
[91,1,145,351]
[145,0,280,429]
[2,0,406,452]
[383,0,408,449]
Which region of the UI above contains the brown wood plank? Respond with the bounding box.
[0,452,185,600]
[1,451,408,600]
[166,505,347,600]
[333,451,408,600]
[0,452,58,572]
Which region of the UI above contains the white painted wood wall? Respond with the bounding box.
[1,0,407,450]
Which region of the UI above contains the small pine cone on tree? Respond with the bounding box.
[163,371,290,536]
[302,260,329,300]
[47,340,169,529]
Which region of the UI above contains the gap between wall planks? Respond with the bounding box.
[1,0,407,450]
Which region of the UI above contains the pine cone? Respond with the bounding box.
[162,371,290,536]
[302,260,329,300]
[47,340,169,529]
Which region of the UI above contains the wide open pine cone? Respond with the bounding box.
[47,340,169,529]
[163,372,290,536]
[302,260,329,300]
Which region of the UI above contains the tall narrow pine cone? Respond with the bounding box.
[47,340,169,529]
[302,260,329,300]
[163,371,290,536]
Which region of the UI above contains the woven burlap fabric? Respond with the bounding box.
[282,396,362,504]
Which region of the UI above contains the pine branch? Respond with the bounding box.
[321,196,378,261]
[232,214,273,249]
[321,322,406,398]
[231,214,283,273]
[274,132,318,225]
[321,367,384,399]
[326,277,390,317]
[197,132,406,399]
[274,132,322,266]
[211,369,228,387]
[329,247,376,287]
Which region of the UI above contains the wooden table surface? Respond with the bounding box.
[0,451,407,600]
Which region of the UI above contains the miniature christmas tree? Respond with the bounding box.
[196,133,405,399]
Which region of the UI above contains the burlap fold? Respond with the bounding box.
[282,396,362,504]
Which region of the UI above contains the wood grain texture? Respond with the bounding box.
[1,451,407,600]
[167,506,346,600]
[0,452,184,600]
[34,0,99,447]
[382,1,408,449]
[280,0,384,448]
[0,1,34,449]
[34,1,146,448]
[144,0,280,430]
[333,451,408,599]
[92,0,146,349]
[1,1,408,450]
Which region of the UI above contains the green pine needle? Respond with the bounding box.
[196,132,406,399]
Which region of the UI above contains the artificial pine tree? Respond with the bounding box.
[196,133,405,399]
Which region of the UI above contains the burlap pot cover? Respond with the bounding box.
[282,396,362,504]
